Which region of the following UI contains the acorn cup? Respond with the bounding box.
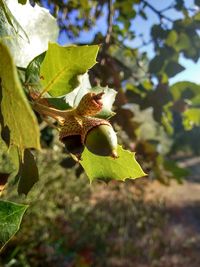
[62,135,84,158]
[59,115,84,159]
[76,92,104,116]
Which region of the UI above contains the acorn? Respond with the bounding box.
[83,117,118,158]
[57,92,118,159]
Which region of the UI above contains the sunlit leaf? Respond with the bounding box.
[165,30,178,47]
[40,43,99,97]
[0,0,58,67]
[183,108,200,130]
[81,145,146,182]
[0,42,40,155]
[170,82,200,101]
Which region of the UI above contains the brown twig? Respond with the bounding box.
[101,0,114,64]
[105,0,114,45]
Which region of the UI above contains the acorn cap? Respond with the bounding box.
[59,115,84,158]
[76,92,104,117]
[59,116,82,142]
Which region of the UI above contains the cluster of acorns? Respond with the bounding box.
[33,92,118,160]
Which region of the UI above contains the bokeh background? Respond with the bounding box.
[1,0,200,266]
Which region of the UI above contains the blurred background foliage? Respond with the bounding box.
[1,0,200,266]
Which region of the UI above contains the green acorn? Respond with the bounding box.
[83,118,118,158]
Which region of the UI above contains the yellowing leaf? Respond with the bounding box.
[40,43,99,97]
[81,145,146,182]
[0,42,40,155]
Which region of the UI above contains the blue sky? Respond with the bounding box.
[58,0,200,85]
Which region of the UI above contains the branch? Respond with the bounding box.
[101,0,114,62]
[141,0,173,23]
[105,0,114,45]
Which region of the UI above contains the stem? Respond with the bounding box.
[31,102,73,124]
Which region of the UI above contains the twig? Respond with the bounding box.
[160,3,175,13]
[101,0,114,63]
[141,0,173,23]
[105,0,114,45]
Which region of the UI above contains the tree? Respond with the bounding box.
[0,0,200,251]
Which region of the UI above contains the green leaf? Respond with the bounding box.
[164,61,185,77]
[40,43,99,97]
[0,200,28,251]
[151,24,166,40]
[194,11,200,21]
[47,98,71,110]
[191,94,200,106]
[170,82,200,101]
[165,30,178,47]
[0,0,15,28]
[164,160,189,183]
[0,42,40,155]
[80,145,146,182]
[17,149,39,195]
[183,108,200,130]
[0,84,10,147]
[65,73,117,119]
[25,52,46,90]
[18,0,27,4]
[8,145,20,172]
[175,33,191,51]
[195,0,200,6]
[0,0,58,67]
[149,55,164,74]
